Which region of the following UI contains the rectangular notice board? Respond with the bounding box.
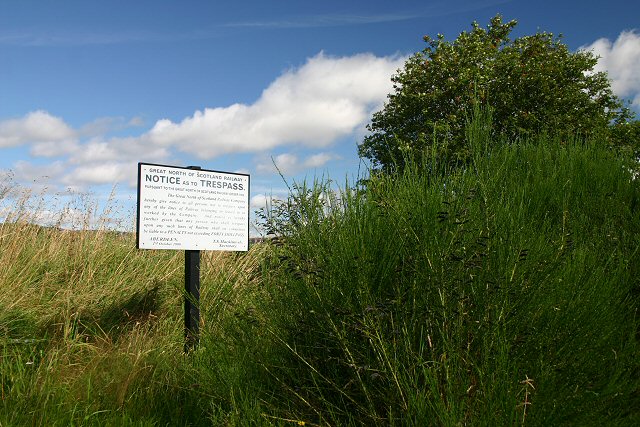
[136,162,250,251]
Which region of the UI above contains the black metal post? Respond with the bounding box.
[184,166,201,352]
[184,248,200,352]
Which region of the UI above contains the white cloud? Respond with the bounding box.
[30,139,80,157]
[6,160,73,196]
[16,149,165,191]
[2,52,404,192]
[148,52,405,158]
[12,160,68,183]
[250,193,284,210]
[256,153,298,175]
[68,136,169,165]
[59,136,171,188]
[582,30,640,106]
[61,161,134,186]
[7,144,157,194]
[0,111,76,148]
[2,113,169,189]
[304,152,336,168]
[255,152,338,175]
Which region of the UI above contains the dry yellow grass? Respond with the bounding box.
[0,182,268,424]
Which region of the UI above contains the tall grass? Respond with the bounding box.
[0,184,268,425]
[254,125,640,425]
[1,118,639,425]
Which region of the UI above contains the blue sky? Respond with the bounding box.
[1,0,639,232]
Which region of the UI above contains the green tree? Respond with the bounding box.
[610,120,640,161]
[359,15,636,172]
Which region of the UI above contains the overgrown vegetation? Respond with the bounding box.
[1,113,638,424]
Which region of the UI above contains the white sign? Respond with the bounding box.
[137,163,249,251]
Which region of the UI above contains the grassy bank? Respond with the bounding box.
[1,132,639,425]
[256,136,640,425]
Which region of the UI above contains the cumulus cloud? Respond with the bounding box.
[12,160,68,183]
[68,136,169,165]
[61,161,135,186]
[8,160,71,195]
[582,30,640,106]
[11,158,142,192]
[250,193,285,210]
[2,52,404,192]
[305,152,337,168]
[147,52,405,158]
[0,111,76,148]
[60,135,170,187]
[1,111,168,189]
[255,152,338,175]
[30,139,80,157]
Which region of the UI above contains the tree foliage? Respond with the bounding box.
[359,15,636,172]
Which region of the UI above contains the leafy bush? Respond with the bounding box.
[359,15,637,173]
